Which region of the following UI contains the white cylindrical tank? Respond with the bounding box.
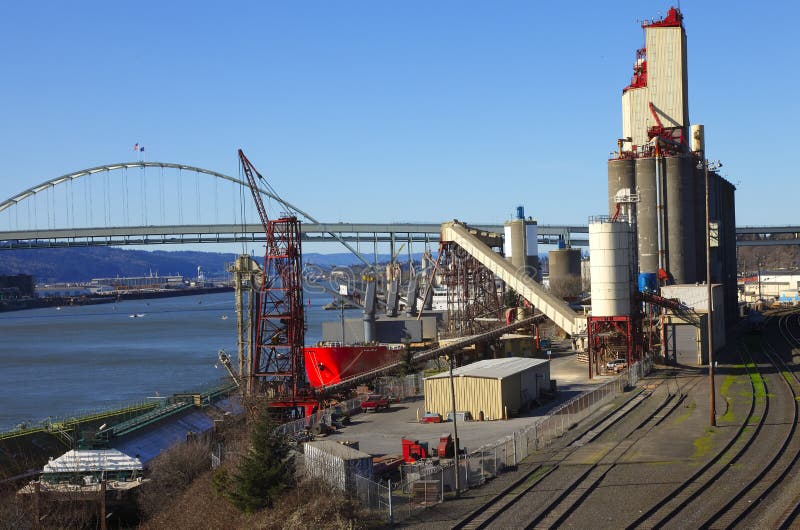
[589,220,633,317]
[504,220,527,270]
[503,225,513,259]
[691,124,704,153]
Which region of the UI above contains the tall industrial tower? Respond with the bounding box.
[604,6,739,358]
[608,6,738,297]
[621,7,689,153]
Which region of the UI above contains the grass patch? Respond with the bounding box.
[720,374,738,396]
[745,362,767,401]
[719,374,740,423]
[692,429,716,459]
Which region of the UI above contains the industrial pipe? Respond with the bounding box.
[655,154,666,272]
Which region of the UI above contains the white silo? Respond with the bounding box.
[589,219,634,317]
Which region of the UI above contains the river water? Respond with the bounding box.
[0,290,360,432]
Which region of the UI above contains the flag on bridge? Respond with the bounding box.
[133,143,139,152]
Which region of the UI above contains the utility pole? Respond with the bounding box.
[701,157,722,428]
[757,258,763,302]
[448,354,460,495]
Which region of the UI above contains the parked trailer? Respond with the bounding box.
[304,440,373,492]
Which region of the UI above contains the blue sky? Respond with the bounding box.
[0,1,797,232]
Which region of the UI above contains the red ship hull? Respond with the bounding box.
[304,344,405,388]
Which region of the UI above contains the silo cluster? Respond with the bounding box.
[607,7,734,292]
[593,4,739,368]
[607,152,700,285]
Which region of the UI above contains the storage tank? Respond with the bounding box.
[635,157,659,274]
[608,158,636,216]
[589,219,633,317]
[504,207,528,271]
[525,219,539,279]
[549,247,582,299]
[691,124,704,153]
[665,155,696,284]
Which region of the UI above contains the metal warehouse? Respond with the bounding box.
[424,357,551,421]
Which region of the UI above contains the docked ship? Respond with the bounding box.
[304,277,441,388]
[304,342,406,388]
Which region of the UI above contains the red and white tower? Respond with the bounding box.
[621,7,690,153]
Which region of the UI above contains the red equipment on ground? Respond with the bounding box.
[437,434,455,458]
[402,438,430,463]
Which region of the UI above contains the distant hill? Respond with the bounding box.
[0,247,424,283]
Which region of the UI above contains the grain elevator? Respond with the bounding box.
[590,6,737,372]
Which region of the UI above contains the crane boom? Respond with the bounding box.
[237,149,270,232]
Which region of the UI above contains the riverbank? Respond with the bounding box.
[0,285,234,313]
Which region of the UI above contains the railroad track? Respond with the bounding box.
[624,342,769,528]
[451,368,700,530]
[751,309,800,530]
[696,340,799,529]
[627,310,800,530]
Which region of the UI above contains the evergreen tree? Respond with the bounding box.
[227,410,295,513]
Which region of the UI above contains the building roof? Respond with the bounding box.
[425,357,548,381]
[304,440,372,460]
[43,449,142,474]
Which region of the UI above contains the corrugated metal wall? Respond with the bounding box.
[423,363,550,420]
[304,442,373,492]
[424,376,505,420]
[646,26,688,131]
[622,88,649,149]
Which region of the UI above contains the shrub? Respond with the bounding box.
[137,439,211,518]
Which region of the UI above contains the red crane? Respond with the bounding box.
[238,150,313,414]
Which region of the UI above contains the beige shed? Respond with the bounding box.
[424,357,551,421]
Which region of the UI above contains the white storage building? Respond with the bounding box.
[303,440,373,492]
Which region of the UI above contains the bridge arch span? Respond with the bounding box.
[0,161,312,221]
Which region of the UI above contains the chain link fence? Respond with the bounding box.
[275,373,424,442]
[274,395,365,439]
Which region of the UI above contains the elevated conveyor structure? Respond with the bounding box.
[441,221,586,336]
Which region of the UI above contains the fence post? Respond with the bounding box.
[388,479,393,525]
